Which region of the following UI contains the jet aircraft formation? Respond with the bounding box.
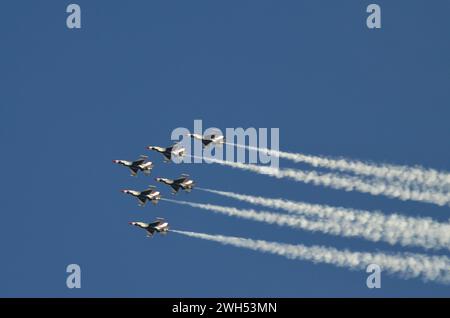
[113,133,224,237]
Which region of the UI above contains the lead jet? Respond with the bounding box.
[187,133,225,147]
[113,155,153,176]
[121,186,161,206]
[129,218,169,237]
[155,174,195,194]
[147,143,185,162]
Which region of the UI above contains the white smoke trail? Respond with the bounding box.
[196,156,450,206]
[164,197,450,251]
[197,188,450,251]
[228,143,450,191]
[165,198,367,238]
[171,230,450,284]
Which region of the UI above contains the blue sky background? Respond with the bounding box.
[1,1,449,297]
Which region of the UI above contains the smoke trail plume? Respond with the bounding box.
[197,156,450,206]
[165,198,367,238]
[197,188,450,251]
[171,230,450,284]
[229,143,450,191]
[165,196,450,251]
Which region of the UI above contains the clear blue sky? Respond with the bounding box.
[1,1,449,297]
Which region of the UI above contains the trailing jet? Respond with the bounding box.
[129,218,169,237]
[147,143,185,162]
[187,133,225,147]
[113,155,153,176]
[121,186,161,206]
[155,174,195,194]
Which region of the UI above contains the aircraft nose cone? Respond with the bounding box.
[121,190,127,193]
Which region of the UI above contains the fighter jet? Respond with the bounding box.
[187,132,225,148]
[155,174,195,194]
[147,143,185,162]
[113,155,153,176]
[129,218,169,237]
[121,186,161,206]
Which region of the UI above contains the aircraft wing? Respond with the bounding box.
[170,184,181,193]
[174,176,188,183]
[129,166,140,175]
[141,189,155,196]
[202,139,213,147]
[133,159,146,166]
[163,152,172,160]
[138,197,148,206]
